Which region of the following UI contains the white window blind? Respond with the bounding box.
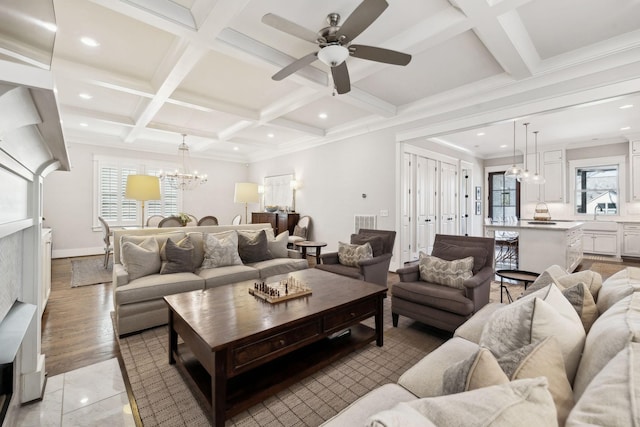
[95,157,179,226]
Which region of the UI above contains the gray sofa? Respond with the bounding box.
[112,224,308,336]
[323,265,640,426]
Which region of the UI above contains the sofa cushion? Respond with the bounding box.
[596,266,640,313]
[238,229,272,263]
[120,231,185,264]
[198,264,259,289]
[201,231,242,268]
[338,241,373,267]
[249,257,308,278]
[392,281,473,316]
[315,263,363,280]
[350,234,384,257]
[114,272,204,305]
[480,284,586,383]
[555,270,602,302]
[398,337,480,398]
[431,241,487,275]
[320,383,418,427]
[573,292,640,399]
[561,282,599,333]
[369,378,557,427]
[418,253,473,290]
[497,337,574,426]
[160,236,195,274]
[121,236,161,281]
[454,303,504,344]
[567,342,640,426]
[528,264,567,292]
[442,348,508,394]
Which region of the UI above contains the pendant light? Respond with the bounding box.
[530,130,546,184]
[517,122,532,183]
[504,120,522,178]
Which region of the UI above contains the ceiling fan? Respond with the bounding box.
[262,0,411,95]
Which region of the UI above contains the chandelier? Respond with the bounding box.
[160,134,207,190]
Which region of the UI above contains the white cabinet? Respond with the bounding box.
[582,231,618,255]
[542,150,564,202]
[523,153,541,203]
[41,228,52,316]
[630,141,640,201]
[622,224,640,257]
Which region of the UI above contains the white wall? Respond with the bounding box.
[249,129,397,253]
[43,143,251,258]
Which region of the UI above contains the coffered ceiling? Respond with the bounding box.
[3,0,640,161]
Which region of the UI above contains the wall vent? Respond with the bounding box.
[354,215,376,233]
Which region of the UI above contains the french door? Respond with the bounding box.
[488,172,520,221]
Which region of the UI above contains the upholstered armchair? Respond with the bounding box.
[391,234,495,332]
[315,229,396,287]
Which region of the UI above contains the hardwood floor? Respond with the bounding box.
[42,256,118,377]
[40,253,639,378]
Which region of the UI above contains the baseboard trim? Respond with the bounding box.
[52,247,102,259]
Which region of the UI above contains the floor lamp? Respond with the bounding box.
[126,175,161,228]
[234,182,259,224]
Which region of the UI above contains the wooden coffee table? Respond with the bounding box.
[165,268,386,426]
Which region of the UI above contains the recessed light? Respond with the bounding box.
[500,144,508,148]
[80,123,88,127]
[79,93,92,100]
[80,36,100,47]
[267,133,274,138]
[619,104,634,109]
[621,126,631,131]
[233,147,239,151]
[476,132,485,136]
[318,112,328,119]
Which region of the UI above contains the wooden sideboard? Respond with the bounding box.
[252,212,300,236]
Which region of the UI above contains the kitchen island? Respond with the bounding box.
[484,221,584,273]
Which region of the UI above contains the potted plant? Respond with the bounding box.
[176,212,192,226]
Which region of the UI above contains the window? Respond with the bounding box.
[488,172,520,222]
[575,165,618,216]
[95,157,179,225]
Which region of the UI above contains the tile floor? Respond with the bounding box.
[15,358,135,427]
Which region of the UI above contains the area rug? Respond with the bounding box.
[118,297,446,427]
[70,256,112,287]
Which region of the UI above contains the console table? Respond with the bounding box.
[252,212,299,235]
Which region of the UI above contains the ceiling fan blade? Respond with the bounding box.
[262,13,318,43]
[349,44,411,65]
[331,62,351,94]
[338,0,388,42]
[272,51,318,81]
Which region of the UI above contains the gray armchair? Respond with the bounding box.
[391,234,495,333]
[315,229,396,287]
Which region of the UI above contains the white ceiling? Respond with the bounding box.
[3,0,640,162]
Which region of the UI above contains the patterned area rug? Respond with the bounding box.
[70,255,112,287]
[118,296,447,426]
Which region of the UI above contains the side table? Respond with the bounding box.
[495,269,540,303]
[294,241,327,264]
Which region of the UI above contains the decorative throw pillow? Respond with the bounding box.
[119,231,185,264]
[121,236,161,281]
[526,264,568,294]
[350,234,385,257]
[497,337,574,426]
[268,230,289,259]
[237,229,272,263]
[480,284,586,383]
[567,342,640,427]
[186,232,205,268]
[293,225,307,238]
[555,270,603,302]
[338,241,373,267]
[572,292,640,399]
[561,282,599,333]
[442,348,509,394]
[418,253,473,289]
[368,378,557,427]
[431,241,487,275]
[160,236,195,274]
[201,231,242,268]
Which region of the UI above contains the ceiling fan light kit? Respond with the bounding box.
[263,0,411,94]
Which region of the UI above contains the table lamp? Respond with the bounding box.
[125,175,161,228]
[234,182,259,224]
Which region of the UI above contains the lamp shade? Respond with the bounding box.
[318,45,349,67]
[125,175,161,201]
[234,182,259,204]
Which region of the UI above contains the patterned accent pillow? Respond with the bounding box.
[121,236,161,281]
[442,348,509,395]
[293,225,307,238]
[418,253,473,289]
[338,241,373,267]
[201,231,242,269]
[160,236,195,274]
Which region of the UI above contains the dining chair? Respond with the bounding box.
[97,216,112,268]
[185,213,198,225]
[231,214,242,225]
[158,217,182,227]
[198,216,219,226]
[146,215,164,227]
[288,215,311,248]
